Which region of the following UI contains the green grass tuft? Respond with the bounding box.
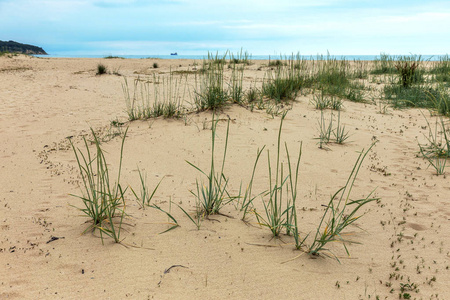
[308,143,378,262]
[69,128,128,244]
[186,115,231,216]
[96,64,107,75]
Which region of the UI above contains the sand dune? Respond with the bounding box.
[0,55,449,299]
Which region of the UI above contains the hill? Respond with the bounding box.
[0,40,47,55]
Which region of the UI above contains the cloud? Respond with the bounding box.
[1,0,449,54]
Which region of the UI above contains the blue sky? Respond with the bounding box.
[1,0,449,55]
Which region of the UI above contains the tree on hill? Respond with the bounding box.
[0,40,47,55]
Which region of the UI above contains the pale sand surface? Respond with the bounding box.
[0,55,449,299]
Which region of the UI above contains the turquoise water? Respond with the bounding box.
[33,54,444,61]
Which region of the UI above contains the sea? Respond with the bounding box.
[33,54,445,61]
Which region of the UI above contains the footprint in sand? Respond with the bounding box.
[407,222,427,231]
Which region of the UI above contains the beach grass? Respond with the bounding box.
[186,115,231,216]
[316,111,350,148]
[253,112,303,240]
[317,111,333,149]
[96,63,107,75]
[238,146,266,220]
[229,63,244,105]
[130,168,163,209]
[69,128,128,243]
[311,91,343,111]
[194,57,228,111]
[418,113,449,175]
[395,55,423,88]
[229,49,252,65]
[308,143,378,262]
[104,56,124,59]
[333,111,350,144]
[430,54,450,77]
[122,74,187,120]
[261,57,305,102]
[371,53,397,75]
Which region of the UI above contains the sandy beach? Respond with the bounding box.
[0,55,449,299]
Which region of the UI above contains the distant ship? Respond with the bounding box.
[170,52,178,56]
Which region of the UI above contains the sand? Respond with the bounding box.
[0,55,449,299]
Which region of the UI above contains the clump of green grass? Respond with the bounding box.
[311,91,343,110]
[315,55,350,94]
[330,96,344,110]
[122,74,187,120]
[229,49,252,65]
[380,55,446,111]
[254,113,291,237]
[430,54,450,77]
[383,83,447,112]
[316,111,350,148]
[395,55,422,88]
[104,55,123,59]
[268,59,283,67]
[97,64,108,75]
[153,62,159,68]
[344,83,366,103]
[186,115,231,216]
[207,51,228,65]
[194,58,228,111]
[69,128,128,244]
[229,63,244,105]
[130,168,163,209]
[308,143,378,262]
[307,55,366,103]
[311,93,331,110]
[418,113,449,175]
[427,85,450,116]
[317,111,333,149]
[252,113,304,248]
[246,87,260,103]
[434,72,450,83]
[371,53,397,75]
[351,59,369,79]
[262,72,300,101]
[261,56,310,102]
[334,111,350,144]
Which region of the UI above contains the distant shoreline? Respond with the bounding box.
[32,54,446,61]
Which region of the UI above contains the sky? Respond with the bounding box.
[1,0,449,56]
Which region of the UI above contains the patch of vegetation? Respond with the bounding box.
[418,113,449,175]
[69,128,128,243]
[0,40,47,55]
[104,56,124,59]
[122,74,187,120]
[262,55,313,102]
[308,143,378,262]
[229,49,252,65]
[430,54,450,75]
[310,91,343,111]
[395,55,422,88]
[351,59,369,79]
[186,115,231,216]
[430,54,450,83]
[384,83,450,114]
[194,57,228,111]
[96,64,108,75]
[253,113,303,246]
[371,53,397,75]
[268,59,284,67]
